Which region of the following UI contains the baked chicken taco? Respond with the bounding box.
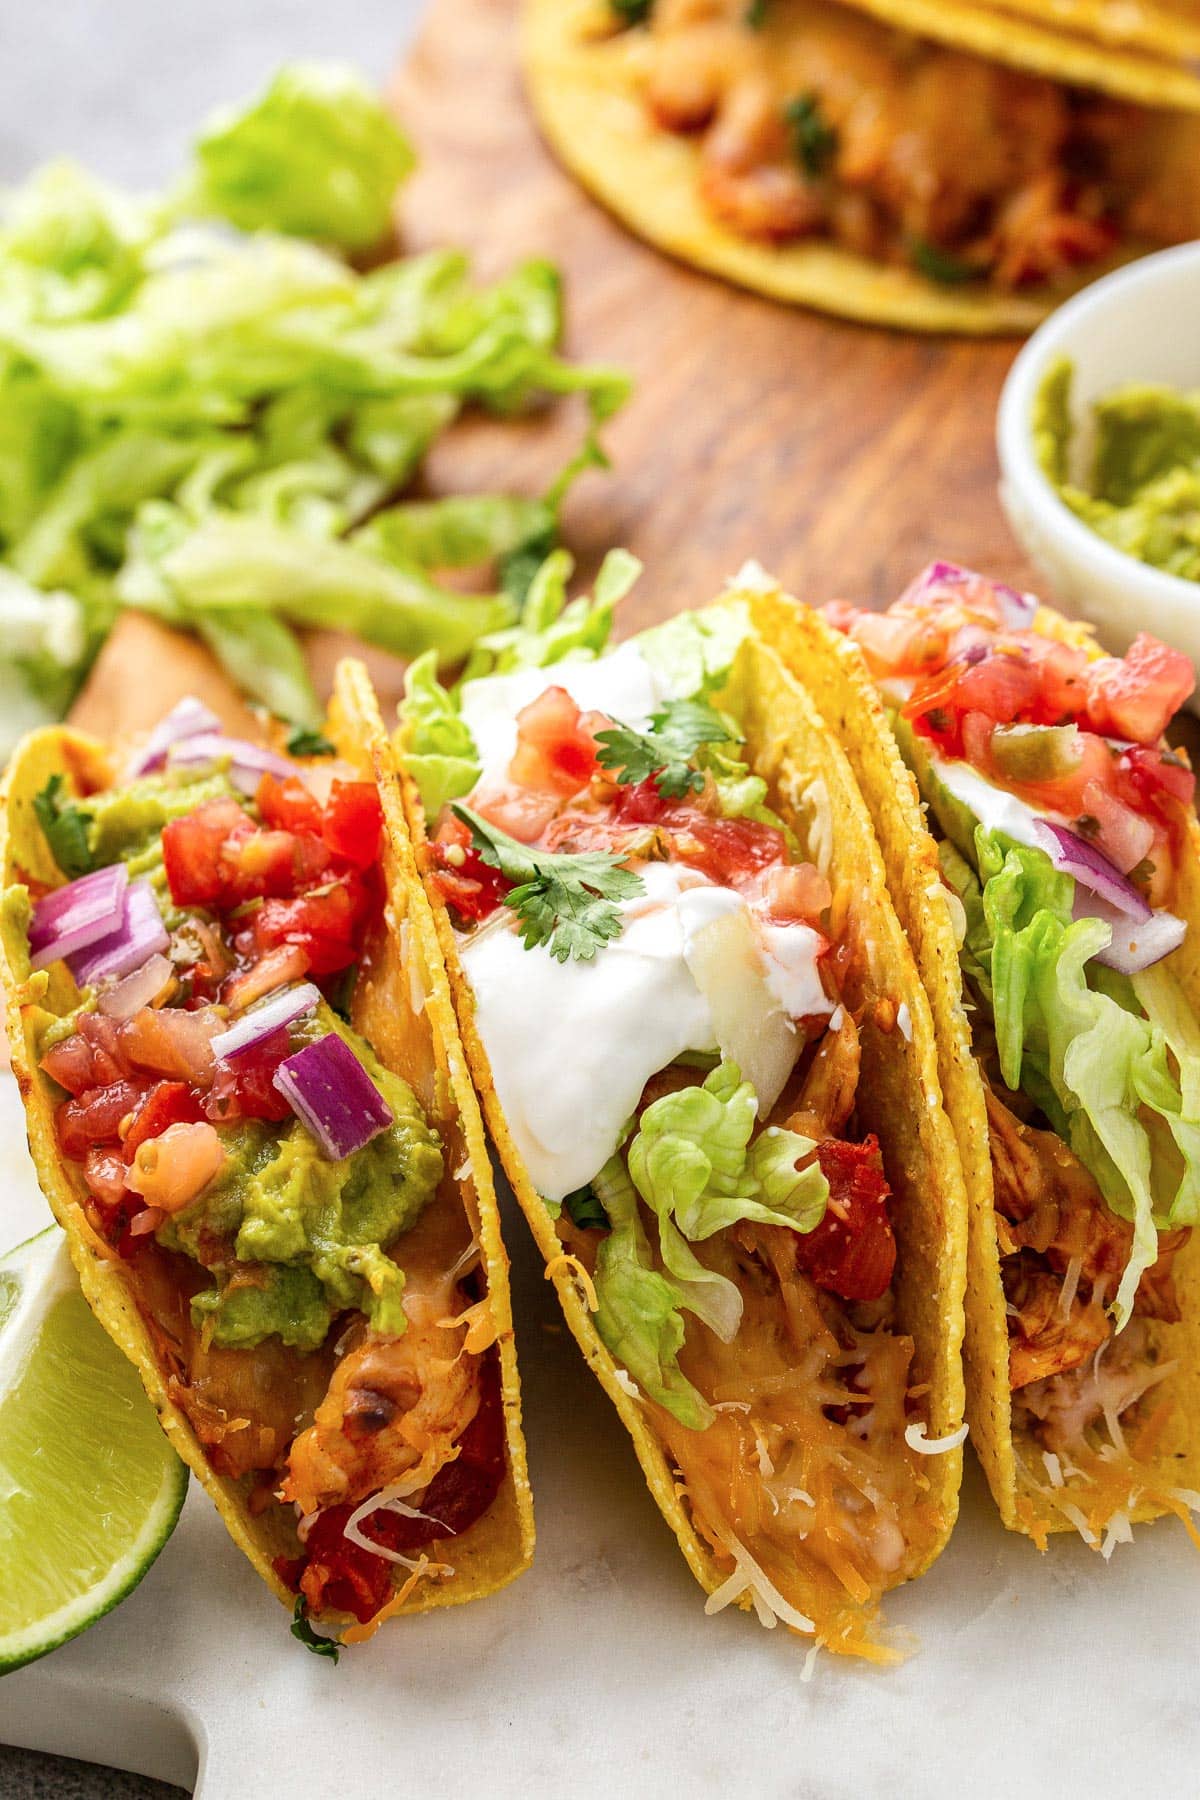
[394,552,967,1660]
[522,0,1200,334]
[755,562,1200,1551]
[0,661,533,1649]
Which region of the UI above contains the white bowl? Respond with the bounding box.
[997,241,1200,681]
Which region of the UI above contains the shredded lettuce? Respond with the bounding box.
[591,1155,714,1431]
[963,829,1200,1324]
[637,602,751,699]
[588,1063,827,1429]
[0,65,628,737]
[398,652,481,816]
[0,571,87,760]
[182,63,415,251]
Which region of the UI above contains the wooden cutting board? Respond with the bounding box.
[390,0,1037,641]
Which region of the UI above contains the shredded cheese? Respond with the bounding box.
[1041,1451,1064,1489]
[438,1297,497,1356]
[905,1420,969,1455]
[544,1252,599,1313]
[453,1153,474,1184]
[612,1367,641,1401]
[1057,1255,1084,1322]
[730,559,778,595]
[801,1642,821,1683]
[343,1484,457,1565]
[896,1002,912,1042]
[341,1555,454,1646]
[703,1532,816,1636]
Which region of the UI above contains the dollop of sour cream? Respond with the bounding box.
[458,644,666,786]
[930,756,1061,849]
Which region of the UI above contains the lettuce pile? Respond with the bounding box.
[0,63,627,755]
[941,829,1200,1324]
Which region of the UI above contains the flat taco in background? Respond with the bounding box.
[967,0,1200,63]
[0,661,533,1648]
[393,552,966,1660]
[521,0,1200,335]
[755,562,1200,1550]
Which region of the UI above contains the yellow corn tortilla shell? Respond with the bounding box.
[753,581,1200,1539]
[967,0,1200,62]
[0,660,533,1629]
[521,0,1194,339]
[837,0,1200,107]
[398,599,967,1651]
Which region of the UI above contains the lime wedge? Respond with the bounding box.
[0,1228,187,1672]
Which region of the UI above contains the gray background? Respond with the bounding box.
[0,5,424,1791]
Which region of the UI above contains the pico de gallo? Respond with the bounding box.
[827,562,1200,1546]
[400,590,956,1656]
[13,700,507,1643]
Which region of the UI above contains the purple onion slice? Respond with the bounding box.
[212,983,321,1062]
[167,733,296,796]
[125,697,222,780]
[28,864,129,971]
[273,1033,393,1161]
[67,881,170,988]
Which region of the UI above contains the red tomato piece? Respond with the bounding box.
[793,1136,896,1303]
[203,1030,293,1125]
[162,798,254,907]
[428,816,509,924]
[322,782,383,870]
[1084,635,1195,746]
[40,1013,127,1095]
[56,1080,146,1160]
[256,773,323,837]
[251,875,371,977]
[509,686,601,797]
[122,1081,205,1161]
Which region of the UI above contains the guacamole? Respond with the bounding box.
[161,1012,444,1353]
[1035,357,1200,583]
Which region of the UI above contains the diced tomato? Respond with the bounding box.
[40,1013,128,1095]
[281,1351,506,1625]
[672,812,789,887]
[56,1080,145,1160]
[1122,744,1196,811]
[760,863,832,926]
[428,816,509,925]
[125,1120,226,1213]
[509,686,601,797]
[163,797,329,911]
[250,874,372,976]
[203,1030,293,1125]
[1083,636,1195,746]
[611,775,670,827]
[221,943,310,1015]
[256,773,324,837]
[321,782,383,870]
[119,1006,222,1085]
[83,1147,130,1211]
[162,798,254,907]
[122,1081,204,1161]
[793,1137,896,1303]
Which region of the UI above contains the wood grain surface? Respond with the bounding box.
[390,0,1040,640]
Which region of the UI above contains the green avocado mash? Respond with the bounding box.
[159,1009,444,1352]
[83,769,240,913]
[1035,357,1200,582]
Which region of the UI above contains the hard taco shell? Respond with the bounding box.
[752,582,1200,1540]
[397,596,968,1653]
[0,660,534,1627]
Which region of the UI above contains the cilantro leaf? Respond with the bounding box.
[909,238,979,286]
[290,1597,340,1663]
[286,726,336,757]
[784,93,838,179]
[594,697,730,800]
[33,774,95,878]
[452,804,644,963]
[564,1184,609,1230]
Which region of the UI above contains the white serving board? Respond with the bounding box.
[0,1067,1196,1800]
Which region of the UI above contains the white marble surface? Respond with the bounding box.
[3,5,1200,1794]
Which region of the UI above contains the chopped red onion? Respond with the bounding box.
[67,880,169,987]
[211,983,321,1060]
[909,560,1038,631]
[124,697,222,780]
[273,1033,393,1160]
[1073,892,1187,973]
[1033,821,1152,919]
[28,864,129,972]
[167,733,296,796]
[98,952,174,1019]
